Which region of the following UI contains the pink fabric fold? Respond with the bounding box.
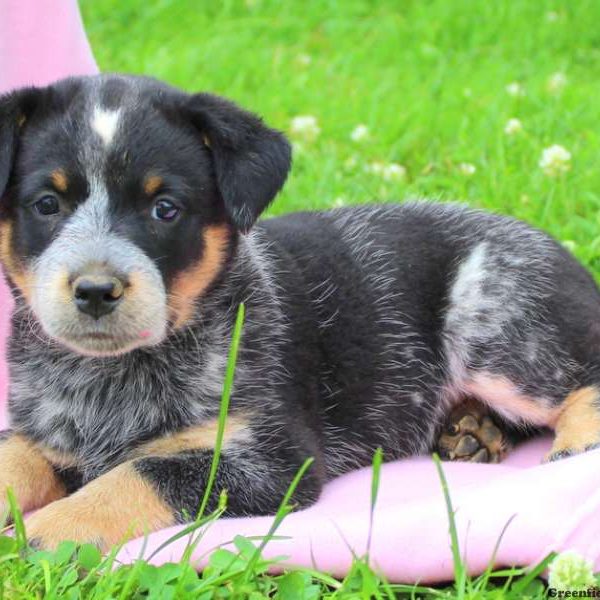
[115,439,600,583]
[1,0,598,584]
[0,0,97,91]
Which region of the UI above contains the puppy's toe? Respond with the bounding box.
[545,443,600,463]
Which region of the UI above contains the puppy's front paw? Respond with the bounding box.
[25,498,110,550]
[24,462,175,551]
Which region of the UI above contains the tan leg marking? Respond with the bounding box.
[547,386,600,460]
[25,462,175,551]
[0,435,67,514]
[38,446,80,470]
[0,221,33,301]
[130,414,249,459]
[143,175,163,196]
[464,373,559,427]
[50,169,68,193]
[168,223,230,328]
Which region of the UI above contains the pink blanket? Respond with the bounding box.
[1,0,598,584]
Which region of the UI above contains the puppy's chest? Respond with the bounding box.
[7,345,224,475]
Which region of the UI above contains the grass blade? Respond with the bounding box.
[367,447,383,559]
[197,301,246,520]
[432,452,466,599]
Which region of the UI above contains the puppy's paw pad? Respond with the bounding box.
[436,399,509,464]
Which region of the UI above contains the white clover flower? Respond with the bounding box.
[350,124,370,143]
[381,163,407,182]
[547,72,568,94]
[463,88,473,98]
[296,53,312,67]
[562,240,577,253]
[504,118,523,136]
[539,144,571,177]
[366,161,406,181]
[333,197,346,208]
[548,551,596,592]
[290,115,321,142]
[458,162,477,176]
[506,82,526,97]
[366,161,385,175]
[290,115,321,143]
[546,10,560,22]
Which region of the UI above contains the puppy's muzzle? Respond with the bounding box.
[72,275,125,320]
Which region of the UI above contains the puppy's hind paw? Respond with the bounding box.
[436,397,510,464]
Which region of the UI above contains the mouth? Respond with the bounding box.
[60,330,153,357]
[72,332,117,340]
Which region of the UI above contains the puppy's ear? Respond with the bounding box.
[0,87,40,199]
[186,94,291,233]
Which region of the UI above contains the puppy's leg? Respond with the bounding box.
[0,432,67,517]
[26,418,323,550]
[546,386,600,461]
[25,460,175,550]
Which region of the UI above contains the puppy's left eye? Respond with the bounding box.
[33,194,60,216]
[151,197,181,222]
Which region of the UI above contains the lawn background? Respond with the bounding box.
[82,0,600,276]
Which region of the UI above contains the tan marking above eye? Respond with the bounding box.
[50,169,68,193]
[168,223,231,328]
[144,175,163,196]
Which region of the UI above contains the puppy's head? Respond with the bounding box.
[0,74,290,356]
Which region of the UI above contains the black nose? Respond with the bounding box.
[73,276,124,319]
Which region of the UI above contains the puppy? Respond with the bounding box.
[0,74,598,550]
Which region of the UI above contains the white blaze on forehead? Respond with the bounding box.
[91,107,121,146]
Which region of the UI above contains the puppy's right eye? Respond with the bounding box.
[33,194,60,216]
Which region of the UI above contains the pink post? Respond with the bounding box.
[0,0,98,428]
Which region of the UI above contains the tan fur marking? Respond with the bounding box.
[50,169,68,193]
[130,414,249,459]
[548,386,600,458]
[39,446,80,470]
[168,224,230,328]
[144,175,163,196]
[25,462,175,550]
[0,221,33,301]
[464,373,560,427]
[0,435,67,513]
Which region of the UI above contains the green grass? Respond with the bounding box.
[83,0,600,276]
[4,0,600,596]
